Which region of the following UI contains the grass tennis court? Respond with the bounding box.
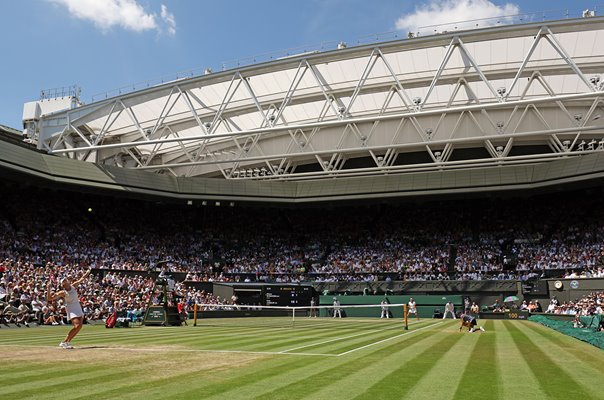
[1,318,603,400]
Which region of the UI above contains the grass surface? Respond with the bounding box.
[0,317,602,399]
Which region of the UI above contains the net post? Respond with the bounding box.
[292,307,296,328]
[193,303,198,327]
[403,304,408,330]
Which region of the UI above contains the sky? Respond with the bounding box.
[0,0,599,129]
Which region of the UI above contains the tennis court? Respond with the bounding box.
[1,318,603,400]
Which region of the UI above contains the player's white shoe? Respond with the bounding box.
[59,342,73,349]
[480,327,485,332]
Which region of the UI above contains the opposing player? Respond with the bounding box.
[309,297,317,318]
[442,301,456,319]
[47,269,92,349]
[332,297,342,318]
[459,313,485,333]
[407,297,419,320]
[380,299,390,319]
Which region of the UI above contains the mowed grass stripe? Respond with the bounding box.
[170,324,368,351]
[203,324,445,400]
[251,322,424,353]
[2,325,329,349]
[247,327,445,400]
[51,368,163,400]
[0,327,289,343]
[163,353,335,400]
[66,364,233,400]
[0,364,108,386]
[513,321,604,399]
[494,321,545,399]
[0,324,401,355]
[194,325,362,351]
[389,324,477,400]
[11,370,143,400]
[0,323,314,345]
[2,368,128,398]
[282,321,432,354]
[351,327,466,400]
[69,349,325,400]
[304,325,463,400]
[453,320,501,400]
[522,321,604,369]
[0,362,67,376]
[319,321,440,355]
[503,321,592,400]
[189,321,419,353]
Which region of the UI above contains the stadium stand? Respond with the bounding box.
[0,262,225,326]
[1,181,604,284]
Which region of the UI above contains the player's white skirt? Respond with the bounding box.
[66,304,84,320]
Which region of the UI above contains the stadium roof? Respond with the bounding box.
[27,16,604,183]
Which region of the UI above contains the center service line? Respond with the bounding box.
[279,320,426,354]
[336,320,446,357]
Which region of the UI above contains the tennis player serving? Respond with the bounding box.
[47,269,91,349]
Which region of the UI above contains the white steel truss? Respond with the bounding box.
[32,17,604,181]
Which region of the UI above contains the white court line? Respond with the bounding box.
[336,321,445,357]
[0,343,337,357]
[279,320,426,354]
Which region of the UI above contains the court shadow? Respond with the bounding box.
[75,345,111,350]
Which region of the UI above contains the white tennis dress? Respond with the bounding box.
[64,286,84,320]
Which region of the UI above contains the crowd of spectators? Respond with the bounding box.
[545,292,604,316]
[1,183,604,283]
[0,260,227,327]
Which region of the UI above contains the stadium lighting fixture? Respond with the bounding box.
[588,139,596,150]
[187,200,193,206]
[496,87,506,96]
[204,68,213,75]
[574,114,583,122]
[412,97,422,105]
[215,201,221,206]
[578,140,586,151]
[598,139,604,150]
[337,41,347,49]
[425,128,433,138]
[562,140,571,150]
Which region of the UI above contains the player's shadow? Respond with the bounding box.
[76,346,110,350]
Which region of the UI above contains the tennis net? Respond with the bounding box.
[191,303,412,329]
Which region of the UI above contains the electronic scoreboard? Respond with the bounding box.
[264,285,314,306]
